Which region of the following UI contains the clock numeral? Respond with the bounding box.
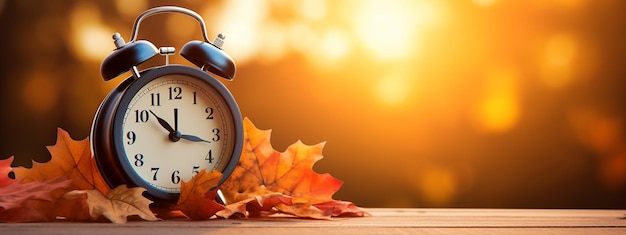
[205,149,214,163]
[193,92,197,105]
[171,170,181,184]
[150,93,161,106]
[126,131,136,145]
[151,167,159,181]
[212,128,221,142]
[135,110,149,123]
[169,87,182,100]
[205,107,214,119]
[192,166,200,176]
[134,154,144,167]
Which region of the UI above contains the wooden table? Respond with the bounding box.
[2,208,626,234]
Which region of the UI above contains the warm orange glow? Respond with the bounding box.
[4,0,626,209]
[70,2,114,61]
[297,0,327,21]
[114,0,148,18]
[352,0,438,60]
[599,150,626,191]
[165,14,197,43]
[22,73,59,113]
[415,165,458,206]
[541,32,577,88]
[473,0,497,7]
[376,74,410,105]
[207,0,267,64]
[473,68,520,133]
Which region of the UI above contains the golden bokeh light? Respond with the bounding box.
[297,0,327,21]
[541,32,577,88]
[473,67,520,133]
[473,0,497,7]
[414,165,458,206]
[207,0,267,64]
[69,2,114,62]
[114,0,148,18]
[353,0,423,60]
[376,74,410,105]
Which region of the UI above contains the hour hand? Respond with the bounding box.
[149,110,175,133]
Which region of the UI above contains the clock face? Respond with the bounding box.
[115,73,237,194]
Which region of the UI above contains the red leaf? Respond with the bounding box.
[0,178,71,222]
[0,157,14,187]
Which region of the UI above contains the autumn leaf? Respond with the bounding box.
[221,118,342,204]
[216,193,293,218]
[0,177,72,222]
[220,117,368,218]
[0,157,14,187]
[13,128,110,194]
[313,200,371,217]
[64,185,159,224]
[176,169,225,220]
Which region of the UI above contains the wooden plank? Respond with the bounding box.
[1,208,626,235]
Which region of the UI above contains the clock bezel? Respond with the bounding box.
[91,65,243,201]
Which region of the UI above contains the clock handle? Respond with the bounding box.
[130,6,236,80]
[128,6,211,43]
[101,6,236,81]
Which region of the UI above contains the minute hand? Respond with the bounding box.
[180,134,210,143]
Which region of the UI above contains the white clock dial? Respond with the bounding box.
[121,74,236,193]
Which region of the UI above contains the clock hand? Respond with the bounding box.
[174,108,210,143]
[180,134,210,143]
[149,110,183,142]
[150,110,210,143]
[149,110,175,133]
[174,108,179,132]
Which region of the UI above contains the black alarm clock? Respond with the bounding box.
[90,6,243,202]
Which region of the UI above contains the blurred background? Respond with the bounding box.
[1,0,626,208]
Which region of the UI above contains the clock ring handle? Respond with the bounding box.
[128,6,211,43]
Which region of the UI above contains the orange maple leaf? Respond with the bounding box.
[13,128,110,194]
[0,157,14,187]
[220,118,368,219]
[176,169,225,220]
[64,185,159,223]
[221,118,343,204]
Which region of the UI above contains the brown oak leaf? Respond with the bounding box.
[176,169,225,220]
[0,157,14,187]
[13,128,110,194]
[0,177,72,222]
[64,185,159,224]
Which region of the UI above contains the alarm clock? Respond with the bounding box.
[90,6,243,202]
